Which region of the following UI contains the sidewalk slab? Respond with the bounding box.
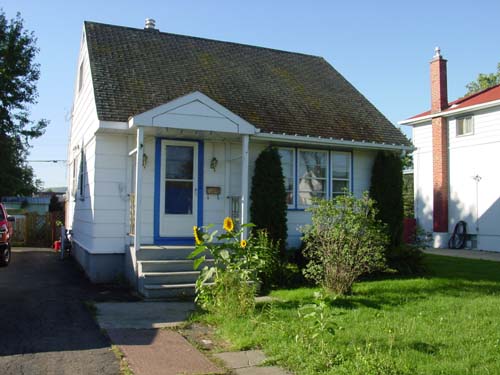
[235,367,291,375]
[214,350,266,369]
[96,302,194,329]
[107,328,223,375]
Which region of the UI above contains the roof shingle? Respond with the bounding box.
[85,21,410,146]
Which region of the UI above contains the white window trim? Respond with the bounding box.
[78,60,84,93]
[78,150,85,201]
[456,115,474,137]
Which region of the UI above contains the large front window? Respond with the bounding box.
[278,147,352,208]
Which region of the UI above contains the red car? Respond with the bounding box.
[0,203,15,266]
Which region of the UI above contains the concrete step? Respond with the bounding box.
[142,283,201,299]
[142,271,201,285]
[137,246,200,261]
[139,259,214,273]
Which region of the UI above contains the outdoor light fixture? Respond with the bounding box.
[210,157,218,172]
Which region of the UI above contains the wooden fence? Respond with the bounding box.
[12,211,65,247]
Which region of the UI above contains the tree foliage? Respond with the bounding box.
[250,147,288,258]
[369,151,404,249]
[301,193,388,295]
[465,62,500,96]
[0,10,47,197]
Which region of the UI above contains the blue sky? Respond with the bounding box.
[4,0,500,188]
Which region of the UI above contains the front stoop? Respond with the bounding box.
[137,245,211,300]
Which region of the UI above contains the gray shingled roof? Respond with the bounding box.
[85,21,410,146]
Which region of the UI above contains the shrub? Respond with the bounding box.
[369,151,404,249]
[250,147,288,259]
[301,193,388,295]
[189,218,269,317]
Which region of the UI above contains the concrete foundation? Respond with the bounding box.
[72,242,125,283]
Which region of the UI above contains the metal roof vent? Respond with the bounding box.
[144,18,156,30]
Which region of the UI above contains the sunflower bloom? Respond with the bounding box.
[193,226,202,245]
[240,239,247,248]
[223,217,234,232]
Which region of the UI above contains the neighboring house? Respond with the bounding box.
[67,19,410,296]
[2,197,51,214]
[400,48,500,251]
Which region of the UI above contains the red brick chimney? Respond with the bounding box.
[430,47,449,233]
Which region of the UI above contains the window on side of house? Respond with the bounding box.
[78,150,85,200]
[78,60,84,92]
[298,149,327,206]
[331,151,351,197]
[278,148,295,207]
[456,116,473,136]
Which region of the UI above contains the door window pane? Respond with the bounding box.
[165,146,193,179]
[165,181,193,214]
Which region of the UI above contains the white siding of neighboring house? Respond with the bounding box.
[448,107,500,250]
[412,121,434,235]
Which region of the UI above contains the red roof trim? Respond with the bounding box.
[406,83,500,121]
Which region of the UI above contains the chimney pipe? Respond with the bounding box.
[144,18,156,30]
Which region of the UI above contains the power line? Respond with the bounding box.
[27,160,67,163]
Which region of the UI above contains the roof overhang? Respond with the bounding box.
[253,132,414,152]
[399,98,500,126]
[128,91,258,135]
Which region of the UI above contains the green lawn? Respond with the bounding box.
[195,255,500,374]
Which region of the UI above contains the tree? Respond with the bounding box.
[465,62,500,96]
[250,147,287,259]
[0,10,47,198]
[49,194,63,212]
[369,151,404,250]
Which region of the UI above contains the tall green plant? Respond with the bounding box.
[250,147,287,258]
[369,151,404,249]
[301,193,388,295]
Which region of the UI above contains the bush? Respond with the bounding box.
[189,218,270,317]
[250,147,288,259]
[369,151,404,249]
[301,193,388,295]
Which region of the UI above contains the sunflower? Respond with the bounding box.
[193,226,202,245]
[240,239,247,248]
[223,217,234,232]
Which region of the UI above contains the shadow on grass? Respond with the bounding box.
[261,254,500,312]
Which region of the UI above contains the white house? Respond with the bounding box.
[400,48,500,251]
[67,19,411,297]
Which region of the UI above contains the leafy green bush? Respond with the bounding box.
[250,147,288,258]
[189,217,269,317]
[301,193,388,295]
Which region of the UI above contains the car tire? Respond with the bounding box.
[0,243,11,267]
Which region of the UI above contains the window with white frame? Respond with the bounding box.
[278,148,295,206]
[298,150,327,206]
[78,60,84,92]
[331,151,351,197]
[456,116,473,136]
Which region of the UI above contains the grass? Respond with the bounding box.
[194,255,500,374]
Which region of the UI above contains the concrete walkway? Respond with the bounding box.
[423,248,500,262]
[96,301,292,375]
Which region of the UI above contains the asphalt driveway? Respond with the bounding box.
[0,248,134,375]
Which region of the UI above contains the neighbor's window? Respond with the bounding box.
[298,149,327,206]
[456,116,473,136]
[331,151,351,197]
[278,148,295,206]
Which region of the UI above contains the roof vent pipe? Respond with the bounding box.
[144,18,156,30]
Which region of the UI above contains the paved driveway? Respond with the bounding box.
[0,248,133,375]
